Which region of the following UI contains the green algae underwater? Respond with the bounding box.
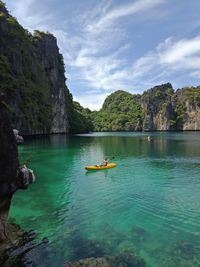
[9,132,200,267]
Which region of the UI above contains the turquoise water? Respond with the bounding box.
[10,132,200,266]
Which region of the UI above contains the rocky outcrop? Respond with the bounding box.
[141,83,176,131]
[0,95,35,241]
[0,95,18,241]
[140,83,200,131]
[176,88,200,130]
[13,129,24,144]
[140,84,200,131]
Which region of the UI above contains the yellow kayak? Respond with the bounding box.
[85,163,117,171]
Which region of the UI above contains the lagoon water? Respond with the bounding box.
[10,132,200,267]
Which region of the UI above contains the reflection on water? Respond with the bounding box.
[8,132,200,267]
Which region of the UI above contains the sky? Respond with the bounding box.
[4,0,200,110]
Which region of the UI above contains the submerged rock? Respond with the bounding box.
[129,226,148,245]
[172,240,198,260]
[0,223,26,265]
[150,239,200,267]
[111,249,146,267]
[62,249,146,267]
[68,237,106,260]
[0,223,49,267]
[62,257,110,267]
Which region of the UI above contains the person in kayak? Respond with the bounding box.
[101,158,109,166]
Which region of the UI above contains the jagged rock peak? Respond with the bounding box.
[144,82,173,93]
[0,1,8,15]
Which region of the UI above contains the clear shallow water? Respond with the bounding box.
[10,132,200,267]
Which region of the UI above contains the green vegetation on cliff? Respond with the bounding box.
[92,91,144,131]
[0,1,92,134]
[91,84,200,131]
[183,86,200,105]
[67,100,93,133]
[0,3,54,132]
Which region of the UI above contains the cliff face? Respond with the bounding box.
[92,83,200,131]
[135,83,200,131]
[141,83,176,131]
[0,2,70,134]
[176,88,200,130]
[34,32,69,133]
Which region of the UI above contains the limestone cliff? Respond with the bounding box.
[34,31,69,133]
[141,84,200,131]
[141,83,176,131]
[92,83,200,131]
[176,88,200,130]
[0,2,71,134]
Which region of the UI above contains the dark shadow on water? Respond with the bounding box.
[85,169,109,177]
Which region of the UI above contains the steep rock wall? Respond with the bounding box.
[93,83,200,131]
[176,88,200,130]
[34,32,69,133]
[141,83,176,131]
[0,2,70,134]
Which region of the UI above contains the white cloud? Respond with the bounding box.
[74,93,109,111]
[8,0,52,31]
[86,0,165,34]
[159,36,200,65]
[129,34,200,87]
[131,52,157,79]
[190,70,200,78]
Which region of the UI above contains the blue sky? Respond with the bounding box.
[4,0,200,110]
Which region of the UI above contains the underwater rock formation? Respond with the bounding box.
[129,226,148,245]
[62,249,146,267]
[150,239,200,267]
[63,257,110,267]
[0,223,50,267]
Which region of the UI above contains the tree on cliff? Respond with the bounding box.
[0,94,35,241]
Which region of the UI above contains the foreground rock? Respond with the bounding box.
[13,129,24,144]
[0,95,35,241]
[62,249,146,267]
